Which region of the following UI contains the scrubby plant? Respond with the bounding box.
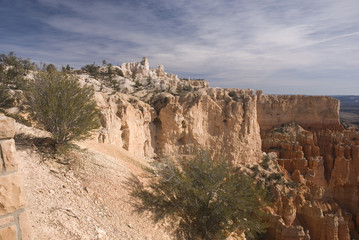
[46,64,57,72]
[0,52,39,107]
[134,80,142,89]
[81,63,99,78]
[129,151,269,239]
[26,71,100,151]
[261,154,270,170]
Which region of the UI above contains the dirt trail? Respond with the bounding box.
[16,125,172,240]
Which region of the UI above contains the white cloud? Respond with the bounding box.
[2,0,359,94]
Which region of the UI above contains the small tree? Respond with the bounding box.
[81,63,99,78]
[26,71,100,150]
[46,64,57,72]
[129,151,269,239]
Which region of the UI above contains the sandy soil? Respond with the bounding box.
[16,124,173,240]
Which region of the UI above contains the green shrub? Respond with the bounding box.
[261,155,270,170]
[0,52,38,107]
[26,71,100,150]
[81,63,99,78]
[129,151,269,239]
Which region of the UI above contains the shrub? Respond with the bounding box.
[81,63,99,78]
[129,151,269,239]
[46,64,57,72]
[26,71,100,150]
[261,155,270,170]
[0,52,37,107]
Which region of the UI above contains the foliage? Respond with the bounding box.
[260,154,270,170]
[61,64,72,73]
[0,83,13,108]
[0,52,37,107]
[134,80,142,89]
[81,63,99,78]
[26,71,100,150]
[129,151,269,239]
[46,64,57,72]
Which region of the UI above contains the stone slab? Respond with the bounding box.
[0,116,15,139]
[0,174,25,215]
[0,139,17,172]
[0,215,14,226]
[0,225,16,240]
[19,211,32,240]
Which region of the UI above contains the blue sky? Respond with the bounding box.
[1,0,359,95]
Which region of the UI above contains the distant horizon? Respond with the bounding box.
[1,0,359,95]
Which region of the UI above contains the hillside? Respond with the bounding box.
[16,123,173,240]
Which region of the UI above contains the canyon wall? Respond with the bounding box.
[262,124,358,240]
[257,93,343,133]
[95,88,262,165]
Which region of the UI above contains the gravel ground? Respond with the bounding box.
[16,124,173,240]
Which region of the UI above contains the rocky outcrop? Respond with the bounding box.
[257,94,343,133]
[96,93,156,159]
[87,57,209,94]
[262,124,358,240]
[152,88,262,164]
[95,88,262,164]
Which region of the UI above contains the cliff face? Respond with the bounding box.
[94,88,262,165]
[96,93,157,159]
[152,88,261,164]
[256,92,356,240]
[257,94,343,133]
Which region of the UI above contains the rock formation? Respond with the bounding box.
[77,58,261,164]
[94,87,262,165]
[257,93,343,133]
[261,123,358,240]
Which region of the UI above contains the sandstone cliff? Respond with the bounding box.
[257,93,343,133]
[93,87,262,165]
[75,58,262,165]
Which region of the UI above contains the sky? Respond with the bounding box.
[0,0,359,95]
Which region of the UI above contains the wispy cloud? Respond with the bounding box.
[1,0,359,94]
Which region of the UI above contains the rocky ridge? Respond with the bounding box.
[80,58,262,165]
[79,58,344,167]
